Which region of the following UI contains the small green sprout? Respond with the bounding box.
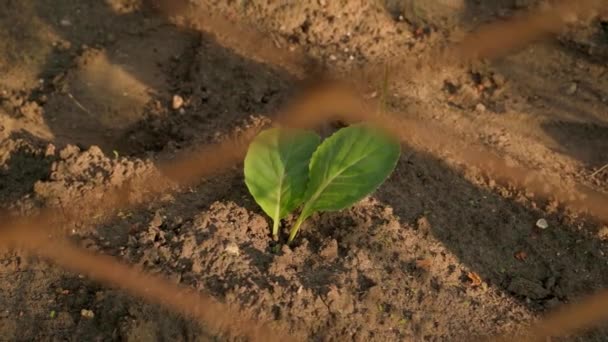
[244,123,400,244]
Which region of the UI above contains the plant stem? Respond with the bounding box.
[287,214,306,244]
[272,219,280,239]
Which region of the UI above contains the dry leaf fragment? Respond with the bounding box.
[467,272,482,287]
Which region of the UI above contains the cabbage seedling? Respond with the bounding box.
[244,123,400,243]
[244,127,320,238]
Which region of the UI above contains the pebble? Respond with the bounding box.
[536,218,549,229]
[320,239,339,261]
[149,212,164,228]
[80,309,95,319]
[60,19,72,27]
[45,144,56,157]
[475,103,486,112]
[329,54,337,61]
[224,242,240,256]
[172,95,184,110]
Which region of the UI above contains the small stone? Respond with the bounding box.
[60,19,72,27]
[566,82,577,95]
[329,54,337,61]
[475,103,486,112]
[80,309,95,319]
[318,0,327,6]
[149,212,163,228]
[417,216,431,232]
[320,239,339,261]
[172,95,184,110]
[45,144,56,156]
[224,242,240,256]
[536,218,549,229]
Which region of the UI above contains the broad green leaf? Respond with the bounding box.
[244,127,321,237]
[288,124,400,242]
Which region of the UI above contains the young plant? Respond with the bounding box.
[244,123,400,244]
[243,127,321,238]
[287,124,400,243]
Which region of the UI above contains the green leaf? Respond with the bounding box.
[244,127,321,237]
[288,124,400,242]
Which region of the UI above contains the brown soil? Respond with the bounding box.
[1,0,608,341]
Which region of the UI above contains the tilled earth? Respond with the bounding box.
[1,1,608,341]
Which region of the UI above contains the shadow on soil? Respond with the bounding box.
[3,0,296,156]
[376,149,608,340]
[542,121,608,170]
[387,1,608,176]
